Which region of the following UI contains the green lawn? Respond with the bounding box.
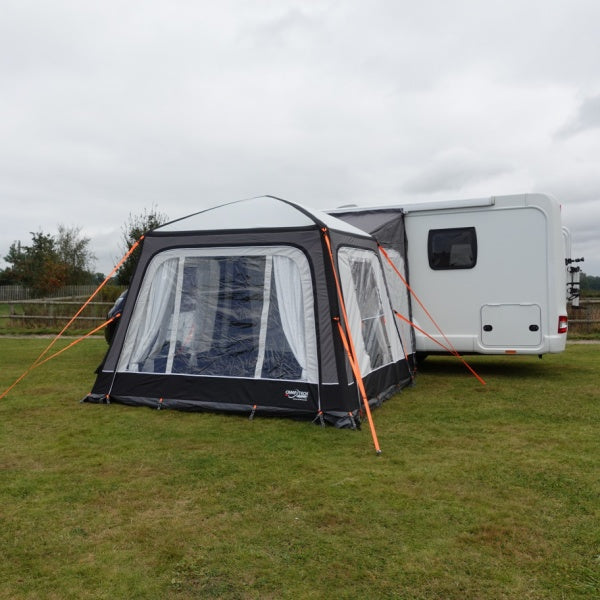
[0,339,599,599]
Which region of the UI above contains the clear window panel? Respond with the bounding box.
[117,247,318,383]
[338,247,403,376]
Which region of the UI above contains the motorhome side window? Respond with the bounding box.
[428,227,477,270]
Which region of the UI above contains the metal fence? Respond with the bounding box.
[0,285,101,302]
[0,286,32,301]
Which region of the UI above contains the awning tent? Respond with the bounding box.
[85,196,414,426]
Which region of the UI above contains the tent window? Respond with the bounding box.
[380,247,413,356]
[261,263,303,380]
[428,227,477,270]
[350,260,392,369]
[337,247,404,377]
[116,246,318,383]
[166,256,265,377]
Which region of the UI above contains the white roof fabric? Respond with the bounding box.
[156,195,370,238]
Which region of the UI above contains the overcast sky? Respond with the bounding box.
[1,0,599,276]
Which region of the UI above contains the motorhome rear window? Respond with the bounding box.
[428,227,477,270]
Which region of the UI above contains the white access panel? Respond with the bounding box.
[481,304,542,347]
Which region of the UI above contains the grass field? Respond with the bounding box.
[0,338,599,599]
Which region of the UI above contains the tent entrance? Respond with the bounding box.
[116,246,319,383]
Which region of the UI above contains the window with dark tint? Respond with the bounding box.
[428,227,477,270]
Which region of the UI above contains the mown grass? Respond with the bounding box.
[0,339,599,599]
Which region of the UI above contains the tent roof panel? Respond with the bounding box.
[154,195,370,238]
[156,196,312,232]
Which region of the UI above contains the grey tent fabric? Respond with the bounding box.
[327,206,416,362]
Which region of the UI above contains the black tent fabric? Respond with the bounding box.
[84,196,414,426]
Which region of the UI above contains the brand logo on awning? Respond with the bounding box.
[285,389,309,401]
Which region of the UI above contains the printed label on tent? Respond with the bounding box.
[284,389,309,401]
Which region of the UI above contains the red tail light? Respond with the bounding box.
[558,315,568,334]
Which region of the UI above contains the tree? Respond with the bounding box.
[55,225,96,285]
[0,241,25,285]
[1,227,97,296]
[8,232,62,296]
[115,207,169,286]
[581,273,600,294]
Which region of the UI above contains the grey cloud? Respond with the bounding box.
[555,95,600,139]
[401,150,513,194]
[244,6,318,43]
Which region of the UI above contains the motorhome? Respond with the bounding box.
[331,193,571,358]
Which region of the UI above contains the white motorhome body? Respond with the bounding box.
[332,193,569,356]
